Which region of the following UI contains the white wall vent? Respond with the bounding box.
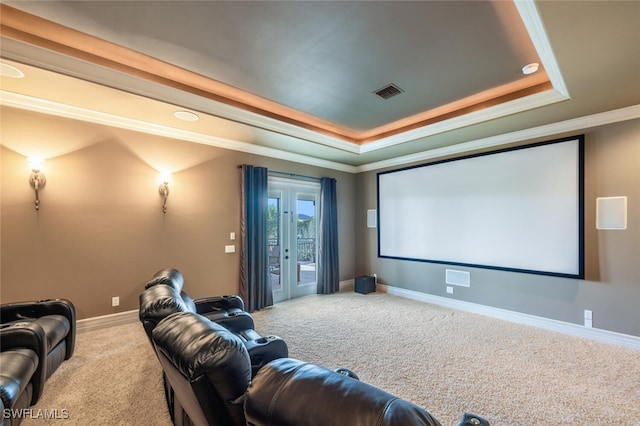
[445,269,470,287]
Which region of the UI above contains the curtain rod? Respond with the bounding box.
[268,170,321,182]
[238,165,329,182]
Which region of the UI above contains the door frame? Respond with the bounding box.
[268,176,320,303]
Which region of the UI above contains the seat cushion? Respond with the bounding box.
[0,348,38,409]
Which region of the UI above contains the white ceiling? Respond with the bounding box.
[1,1,639,171]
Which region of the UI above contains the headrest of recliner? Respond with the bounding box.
[139,285,190,330]
[152,312,252,391]
[244,358,442,426]
[144,268,184,291]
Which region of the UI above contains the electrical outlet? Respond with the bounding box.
[112,296,119,307]
[584,309,593,328]
[446,286,454,294]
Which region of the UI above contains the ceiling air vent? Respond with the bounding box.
[373,83,404,100]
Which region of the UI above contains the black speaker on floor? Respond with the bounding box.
[355,276,375,295]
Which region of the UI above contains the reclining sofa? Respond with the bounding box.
[141,268,489,426]
[0,299,76,425]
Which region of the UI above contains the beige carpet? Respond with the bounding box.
[24,292,640,425]
[22,322,170,426]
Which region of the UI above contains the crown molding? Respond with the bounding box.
[514,0,570,99]
[357,104,640,172]
[3,90,639,174]
[359,88,567,154]
[0,90,358,173]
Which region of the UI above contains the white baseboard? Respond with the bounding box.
[75,282,358,332]
[377,284,640,350]
[76,282,359,332]
[77,284,639,350]
[77,309,138,333]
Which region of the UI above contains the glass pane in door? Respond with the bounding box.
[296,195,316,287]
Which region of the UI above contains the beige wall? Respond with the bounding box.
[3,105,637,338]
[355,119,640,337]
[0,107,355,319]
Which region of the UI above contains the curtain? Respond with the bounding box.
[239,165,272,312]
[317,177,339,294]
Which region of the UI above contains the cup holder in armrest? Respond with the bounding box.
[335,367,360,380]
[243,335,288,377]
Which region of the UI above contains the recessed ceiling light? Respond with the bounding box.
[0,62,25,78]
[522,63,540,75]
[173,110,199,122]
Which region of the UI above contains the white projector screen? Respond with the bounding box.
[377,136,584,278]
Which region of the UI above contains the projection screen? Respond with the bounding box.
[377,136,584,278]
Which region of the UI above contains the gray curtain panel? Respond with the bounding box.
[317,177,339,294]
[239,165,273,311]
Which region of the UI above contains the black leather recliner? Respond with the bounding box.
[143,268,253,335]
[0,327,41,426]
[0,299,75,401]
[139,268,288,376]
[1,299,75,425]
[140,268,289,424]
[152,311,252,426]
[152,311,445,426]
[246,358,443,426]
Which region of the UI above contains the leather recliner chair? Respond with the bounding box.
[152,311,445,426]
[152,311,251,426]
[0,299,75,405]
[143,268,252,334]
[140,269,289,423]
[139,269,287,376]
[0,326,41,426]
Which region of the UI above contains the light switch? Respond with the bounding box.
[225,245,236,253]
[230,232,236,240]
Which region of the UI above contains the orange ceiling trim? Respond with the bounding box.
[0,4,553,146]
[358,80,553,144]
[0,4,360,143]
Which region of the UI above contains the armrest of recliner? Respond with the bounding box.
[0,323,48,405]
[0,299,76,360]
[243,335,288,377]
[193,295,245,313]
[458,413,490,426]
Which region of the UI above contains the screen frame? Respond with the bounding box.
[376,135,585,279]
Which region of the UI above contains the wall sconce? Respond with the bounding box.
[159,173,171,213]
[27,157,46,210]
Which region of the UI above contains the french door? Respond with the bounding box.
[268,177,320,303]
